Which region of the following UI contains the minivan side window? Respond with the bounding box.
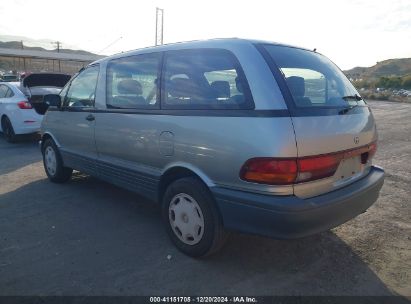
[163,49,254,109]
[106,53,161,109]
[63,65,99,108]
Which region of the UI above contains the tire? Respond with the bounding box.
[1,116,16,143]
[162,177,228,257]
[42,138,73,183]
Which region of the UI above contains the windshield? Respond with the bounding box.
[263,45,366,108]
[2,75,18,81]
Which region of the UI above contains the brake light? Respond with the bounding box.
[297,154,343,182]
[240,142,377,185]
[240,158,297,185]
[368,142,377,159]
[17,101,32,109]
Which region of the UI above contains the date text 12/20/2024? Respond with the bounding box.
[150,297,257,303]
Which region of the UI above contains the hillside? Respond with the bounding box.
[0,41,97,56]
[0,40,99,74]
[345,58,411,80]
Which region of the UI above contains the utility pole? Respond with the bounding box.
[20,40,24,49]
[155,7,164,46]
[53,41,62,52]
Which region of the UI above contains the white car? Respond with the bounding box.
[0,73,70,142]
[0,81,42,142]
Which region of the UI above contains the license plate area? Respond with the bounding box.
[337,155,365,181]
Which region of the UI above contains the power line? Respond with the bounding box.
[98,36,123,54]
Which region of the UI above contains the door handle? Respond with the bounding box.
[86,114,95,121]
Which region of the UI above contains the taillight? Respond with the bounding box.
[240,158,297,185]
[296,154,343,182]
[368,142,377,159]
[240,142,377,185]
[17,101,32,109]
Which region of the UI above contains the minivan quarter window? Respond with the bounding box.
[106,53,161,109]
[63,65,99,108]
[163,49,254,109]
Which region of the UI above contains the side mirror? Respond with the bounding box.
[43,94,61,109]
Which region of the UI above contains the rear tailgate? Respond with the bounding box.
[291,111,377,198]
[23,73,71,88]
[22,73,71,115]
[259,44,378,198]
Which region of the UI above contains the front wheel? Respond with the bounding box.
[162,177,228,257]
[42,138,73,183]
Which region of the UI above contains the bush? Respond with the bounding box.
[355,75,411,90]
[402,76,411,89]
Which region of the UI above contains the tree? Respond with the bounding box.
[353,79,371,89]
[402,76,411,89]
[376,77,389,88]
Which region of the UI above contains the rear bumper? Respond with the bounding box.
[13,124,41,135]
[8,109,42,135]
[212,166,384,239]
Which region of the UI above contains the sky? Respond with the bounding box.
[0,0,410,70]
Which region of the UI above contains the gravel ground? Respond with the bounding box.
[0,100,410,296]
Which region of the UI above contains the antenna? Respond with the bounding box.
[155,7,164,46]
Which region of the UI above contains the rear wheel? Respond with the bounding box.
[42,138,73,183]
[1,116,16,143]
[162,177,228,257]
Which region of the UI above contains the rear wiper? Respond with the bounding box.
[342,94,362,101]
[339,104,359,115]
[339,94,363,114]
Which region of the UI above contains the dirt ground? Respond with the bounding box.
[0,100,410,296]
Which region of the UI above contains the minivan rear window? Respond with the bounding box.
[163,49,254,110]
[262,45,366,109]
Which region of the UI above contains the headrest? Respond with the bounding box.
[168,78,201,99]
[211,81,230,98]
[235,77,244,93]
[286,76,305,97]
[117,79,142,95]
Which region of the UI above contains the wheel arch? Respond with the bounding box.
[158,163,215,203]
[41,132,61,151]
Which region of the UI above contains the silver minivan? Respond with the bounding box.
[40,38,385,257]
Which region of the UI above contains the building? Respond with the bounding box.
[0,47,104,75]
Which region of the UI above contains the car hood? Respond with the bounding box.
[22,73,71,88]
